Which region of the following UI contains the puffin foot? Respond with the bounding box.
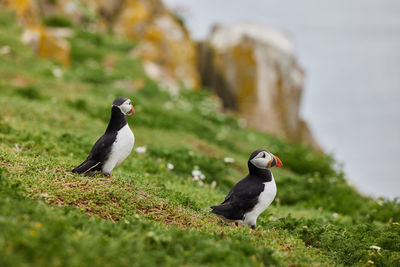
[102,172,111,178]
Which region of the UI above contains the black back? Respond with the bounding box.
[211,149,272,220]
[87,105,127,161]
[105,106,127,133]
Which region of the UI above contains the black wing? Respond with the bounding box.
[72,159,102,174]
[211,176,265,220]
[72,132,116,173]
[86,132,117,162]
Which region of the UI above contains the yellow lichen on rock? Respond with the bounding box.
[3,0,40,25]
[4,0,199,90]
[199,23,319,149]
[37,28,71,67]
[231,40,257,112]
[114,0,151,40]
[4,0,71,67]
[21,26,71,67]
[114,0,199,90]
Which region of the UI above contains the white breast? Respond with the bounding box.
[102,124,135,174]
[243,175,277,227]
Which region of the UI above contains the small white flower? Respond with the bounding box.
[224,157,235,163]
[210,181,217,189]
[269,216,277,221]
[52,67,63,78]
[163,101,174,110]
[0,45,11,55]
[167,163,174,170]
[198,181,204,187]
[376,199,384,206]
[135,146,147,154]
[370,245,381,252]
[332,213,339,218]
[199,174,205,180]
[193,176,199,181]
[192,170,202,177]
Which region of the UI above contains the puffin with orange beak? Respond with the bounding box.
[72,96,135,176]
[211,149,283,229]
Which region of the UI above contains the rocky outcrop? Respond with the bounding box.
[4,1,317,147]
[113,0,199,91]
[3,0,71,66]
[3,0,199,91]
[198,23,318,149]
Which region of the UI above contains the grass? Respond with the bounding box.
[0,10,399,266]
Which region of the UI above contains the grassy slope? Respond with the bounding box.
[0,12,399,266]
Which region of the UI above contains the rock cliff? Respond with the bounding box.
[3,1,318,148]
[198,23,318,149]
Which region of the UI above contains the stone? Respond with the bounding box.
[114,0,199,91]
[6,0,200,91]
[21,26,71,67]
[2,0,41,25]
[4,0,71,67]
[198,23,319,149]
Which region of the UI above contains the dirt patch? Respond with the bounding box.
[28,172,217,229]
[134,189,218,229]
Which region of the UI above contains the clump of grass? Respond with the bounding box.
[15,86,43,100]
[146,146,232,189]
[43,16,73,28]
[268,214,400,266]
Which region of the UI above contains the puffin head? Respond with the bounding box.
[248,149,283,170]
[112,96,135,116]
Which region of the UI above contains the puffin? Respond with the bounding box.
[72,96,135,176]
[211,149,283,229]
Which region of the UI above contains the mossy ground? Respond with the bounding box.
[0,11,399,266]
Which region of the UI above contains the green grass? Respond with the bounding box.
[0,11,399,266]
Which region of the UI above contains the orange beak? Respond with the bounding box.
[271,154,283,168]
[128,104,135,116]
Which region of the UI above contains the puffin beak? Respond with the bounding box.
[128,104,135,116]
[271,154,283,168]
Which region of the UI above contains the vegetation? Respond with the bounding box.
[0,11,399,266]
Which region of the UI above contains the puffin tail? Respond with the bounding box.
[210,204,238,220]
[72,159,101,174]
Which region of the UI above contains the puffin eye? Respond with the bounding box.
[261,153,266,158]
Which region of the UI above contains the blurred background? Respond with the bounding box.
[2,0,399,199]
[164,0,400,199]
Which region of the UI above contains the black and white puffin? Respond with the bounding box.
[72,96,135,176]
[211,149,283,229]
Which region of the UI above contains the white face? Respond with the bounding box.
[250,151,273,169]
[118,99,133,115]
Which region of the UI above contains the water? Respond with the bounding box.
[165,0,400,198]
